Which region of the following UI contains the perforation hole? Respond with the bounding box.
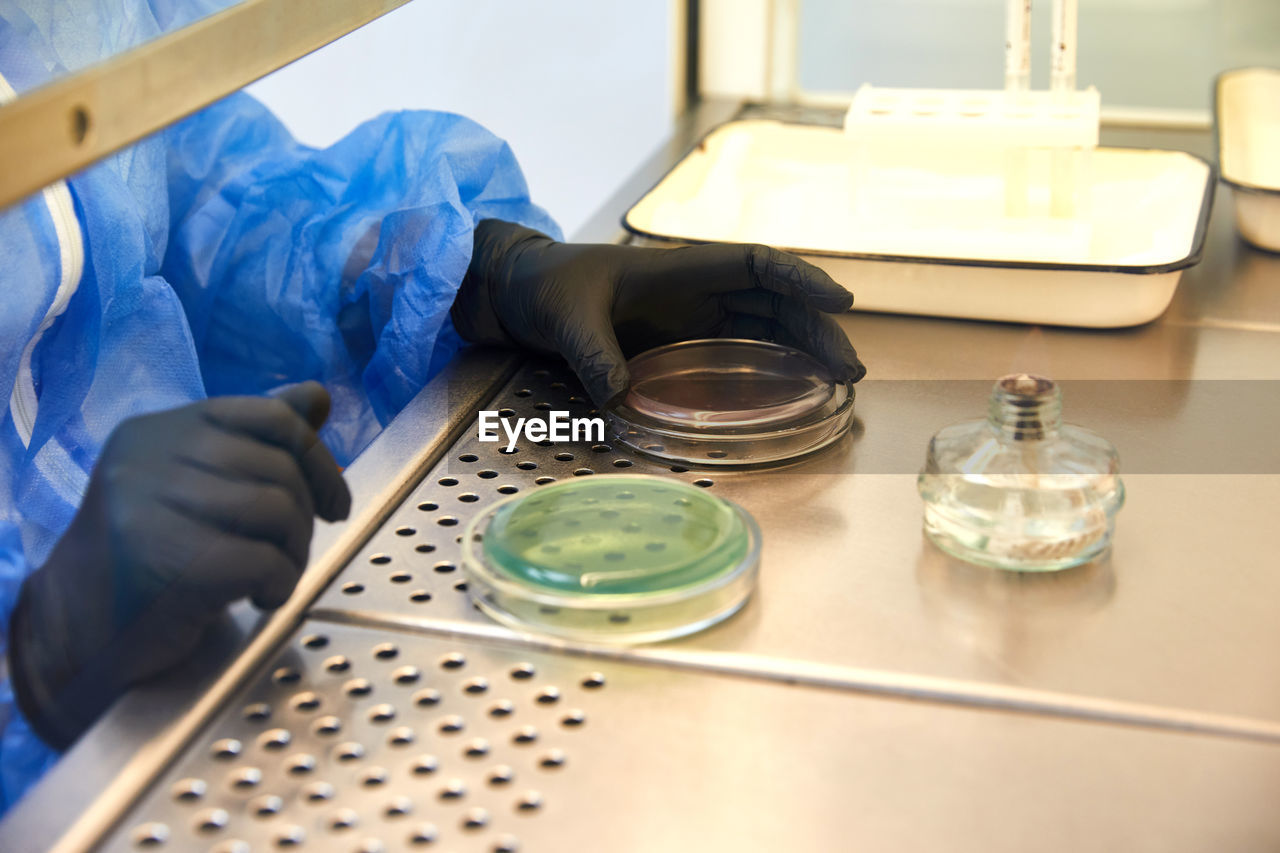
[438,516,459,527]
[510,663,536,680]
[582,673,606,689]
[516,461,537,471]
[409,589,433,603]
[458,493,480,503]
[342,582,365,595]
[512,726,538,745]
[396,526,416,537]
[489,766,515,786]
[463,738,490,758]
[497,485,519,495]
[514,388,533,397]
[304,781,335,802]
[230,767,262,789]
[438,715,466,734]
[286,753,317,775]
[193,807,229,832]
[301,634,329,650]
[172,778,207,802]
[131,823,169,847]
[360,767,389,787]
[325,655,351,674]
[210,739,242,760]
[243,703,271,722]
[438,477,458,487]
[439,779,467,800]
[313,716,342,736]
[415,543,436,554]
[388,727,416,747]
[329,809,358,831]
[478,469,499,479]
[539,749,567,769]
[290,692,320,712]
[409,823,438,845]
[344,678,373,698]
[273,826,305,847]
[368,704,397,724]
[258,729,291,750]
[561,710,586,727]
[459,453,479,463]
[373,643,400,660]
[613,459,634,468]
[393,666,421,685]
[517,791,543,811]
[385,796,413,818]
[272,668,300,686]
[461,808,489,829]
[554,452,574,462]
[693,478,714,488]
[440,652,467,669]
[535,687,561,705]
[534,476,555,485]
[417,502,438,512]
[433,561,457,574]
[251,795,283,818]
[489,700,515,718]
[572,468,594,476]
[413,689,442,707]
[412,755,439,775]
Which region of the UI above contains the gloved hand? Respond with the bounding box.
[8,382,350,749]
[452,220,866,406]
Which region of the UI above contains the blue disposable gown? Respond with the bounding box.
[0,0,559,812]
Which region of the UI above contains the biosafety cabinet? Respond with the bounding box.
[3,1,1280,851]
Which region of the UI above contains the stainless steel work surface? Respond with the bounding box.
[310,355,1280,727]
[101,620,1280,853]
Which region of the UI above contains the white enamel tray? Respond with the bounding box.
[624,119,1215,328]
[1216,68,1280,253]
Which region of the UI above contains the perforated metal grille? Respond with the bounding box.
[104,622,606,853]
[98,620,1280,853]
[312,362,722,622]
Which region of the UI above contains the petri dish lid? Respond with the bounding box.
[462,475,760,644]
[608,339,854,467]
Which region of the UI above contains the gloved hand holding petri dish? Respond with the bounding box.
[451,219,865,408]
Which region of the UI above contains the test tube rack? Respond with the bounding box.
[842,85,1100,260]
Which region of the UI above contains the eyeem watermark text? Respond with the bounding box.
[478,410,604,453]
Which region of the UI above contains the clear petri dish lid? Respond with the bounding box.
[608,339,854,467]
[461,475,760,644]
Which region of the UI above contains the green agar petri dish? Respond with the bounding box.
[462,475,760,644]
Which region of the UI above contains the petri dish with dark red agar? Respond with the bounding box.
[607,339,855,467]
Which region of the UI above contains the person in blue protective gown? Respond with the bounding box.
[0,0,864,815]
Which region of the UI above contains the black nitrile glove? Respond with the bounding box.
[8,382,350,748]
[452,220,866,406]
